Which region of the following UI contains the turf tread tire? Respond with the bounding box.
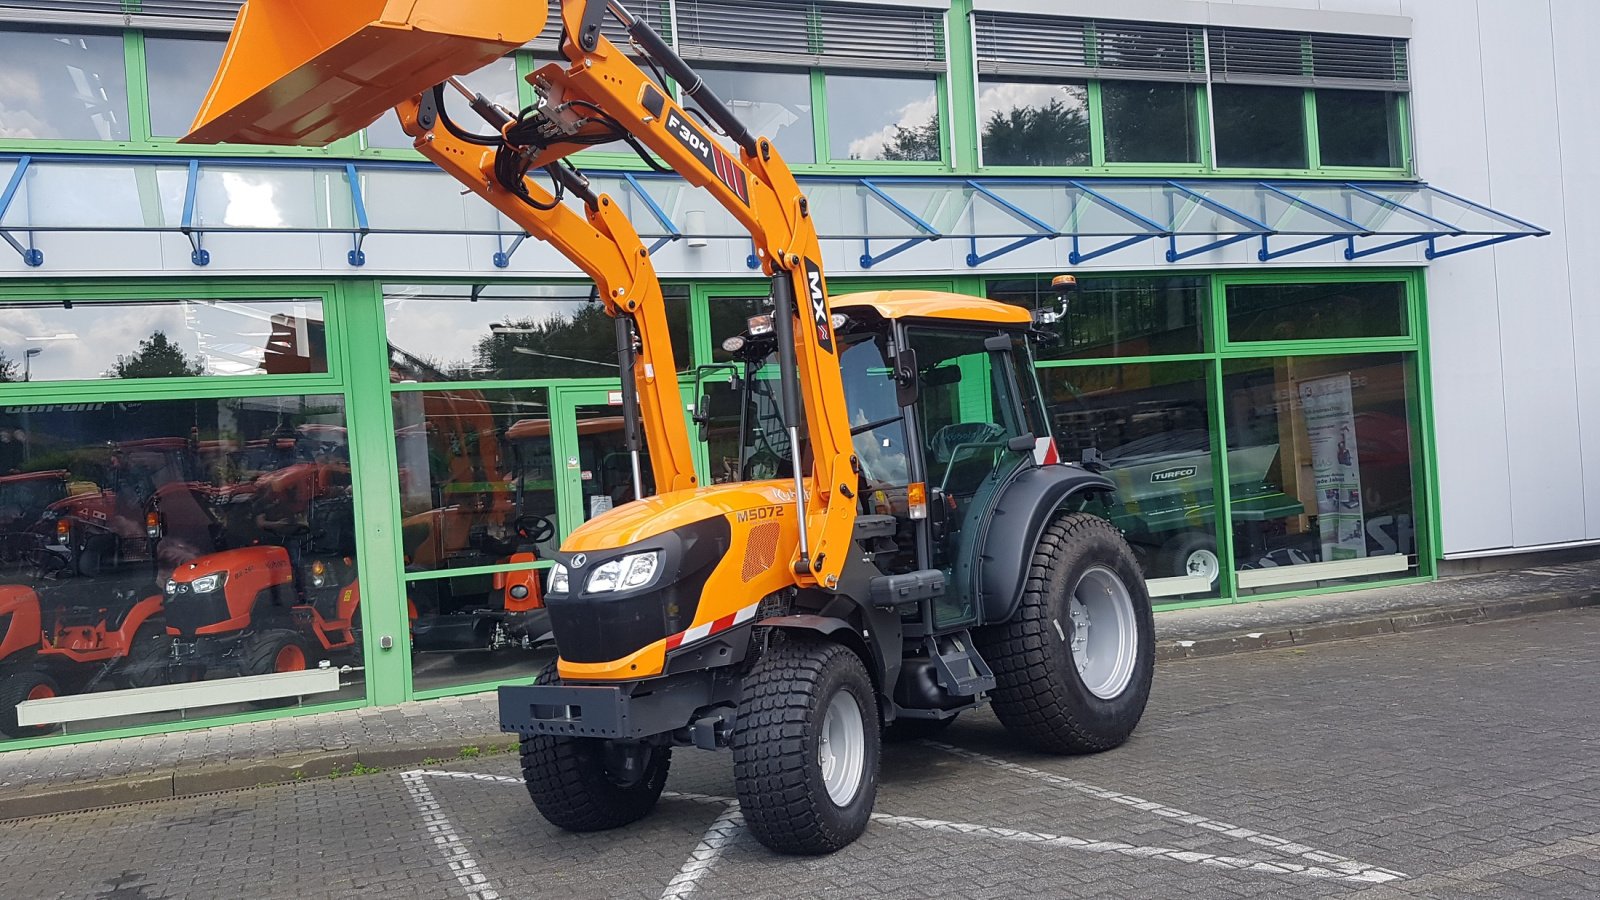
[240,630,310,709]
[977,513,1154,754]
[731,636,880,855]
[519,662,671,832]
[0,669,61,739]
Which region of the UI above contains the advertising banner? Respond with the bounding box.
[1299,374,1366,561]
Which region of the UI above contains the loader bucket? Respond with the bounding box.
[182,0,547,147]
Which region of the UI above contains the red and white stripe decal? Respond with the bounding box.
[1034,436,1060,466]
[665,600,760,652]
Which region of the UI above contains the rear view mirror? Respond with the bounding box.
[895,348,919,407]
[693,394,713,443]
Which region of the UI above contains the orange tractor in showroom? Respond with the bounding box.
[186,0,1157,854]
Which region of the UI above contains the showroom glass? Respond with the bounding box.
[392,386,558,573]
[408,572,552,693]
[0,299,329,381]
[1226,281,1408,343]
[826,73,941,162]
[1037,361,1220,600]
[699,66,815,165]
[144,34,227,139]
[383,284,692,380]
[977,79,1090,167]
[365,56,521,150]
[987,276,1208,360]
[1316,89,1402,169]
[1102,81,1201,164]
[0,27,129,141]
[1212,85,1307,169]
[1222,353,1419,595]
[0,395,360,744]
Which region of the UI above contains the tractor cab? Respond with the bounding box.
[717,291,1066,632]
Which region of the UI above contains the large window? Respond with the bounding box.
[0,298,329,382]
[826,73,943,163]
[1316,89,1402,169]
[991,272,1429,607]
[0,395,362,744]
[977,80,1090,168]
[699,67,815,165]
[1212,85,1308,170]
[1101,81,1201,165]
[143,34,227,139]
[0,27,129,142]
[383,283,692,381]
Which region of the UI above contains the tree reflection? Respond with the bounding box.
[107,331,206,380]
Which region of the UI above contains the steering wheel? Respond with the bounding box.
[515,515,556,546]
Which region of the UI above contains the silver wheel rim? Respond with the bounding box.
[1186,547,1220,584]
[1067,566,1139,700]
[819,689,866,806]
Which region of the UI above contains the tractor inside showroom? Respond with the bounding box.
[184,0,1156,854]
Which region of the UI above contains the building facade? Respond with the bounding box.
[0,0,1586,750]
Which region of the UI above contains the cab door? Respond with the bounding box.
[904,326,1035,630]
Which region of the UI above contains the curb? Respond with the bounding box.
[0,735,517,822]
[1156,588,1600,662]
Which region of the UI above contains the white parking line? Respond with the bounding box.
[400,771,503,900]
[660,804,745,899]
[874,814,1402,883]
[925,742,1408,883]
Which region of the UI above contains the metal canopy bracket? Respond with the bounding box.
[180,159,208,266]
[964,181,1056,267]
[0,156,43,267]
[858,179,941,269]
[1163,182,1270,263]
[1067,181,1166,265]
[347,164,369,267]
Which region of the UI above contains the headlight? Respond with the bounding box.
[190,573,223,594]
[548,563,569,595]
[585,551,661,593]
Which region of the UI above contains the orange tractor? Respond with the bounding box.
[187,0,1156,855]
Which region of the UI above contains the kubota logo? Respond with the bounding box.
[570,554,587,569]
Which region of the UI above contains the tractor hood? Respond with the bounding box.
[561,481,799,552]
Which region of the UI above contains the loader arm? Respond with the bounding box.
[183,0,859,589]
[395,90,697,496]
[523,1,858,589]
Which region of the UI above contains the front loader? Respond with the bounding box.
[185,0,1157,855]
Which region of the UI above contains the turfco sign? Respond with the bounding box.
[1150,466,1198,484]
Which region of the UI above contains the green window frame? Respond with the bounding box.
[986,268,1436,611]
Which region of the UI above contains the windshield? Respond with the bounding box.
[736,353,796,481]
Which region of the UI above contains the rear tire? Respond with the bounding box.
[732,636,880,855]
[977,513,1154,754]
[520,663,671,832]
[1,670,62,739]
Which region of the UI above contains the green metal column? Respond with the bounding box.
[946,0,980,173]
[336,279,411,706]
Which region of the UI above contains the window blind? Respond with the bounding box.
[1212,28,1409,90]
[974,13,1204,83]
[676,0,946,73]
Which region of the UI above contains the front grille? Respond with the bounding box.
[546,591,667,664]
[163,590,234,637]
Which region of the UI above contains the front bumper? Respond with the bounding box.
[498,673,717,740]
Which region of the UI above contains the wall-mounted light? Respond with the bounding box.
[685,209,708,249]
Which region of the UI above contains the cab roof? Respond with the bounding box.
[831,290,1031,326]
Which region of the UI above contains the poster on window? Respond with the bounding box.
[1299,374,1366,561]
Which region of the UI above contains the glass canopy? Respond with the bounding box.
[0,154,1548,270]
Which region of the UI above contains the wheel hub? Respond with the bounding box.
[1068,567,1139,700]
[818,690,866,806]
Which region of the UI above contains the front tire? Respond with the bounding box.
[520,663,671,832]
[1,670,62,739]
[240,629,311,709]
[978,513,1154,754]
[732,636,880,855]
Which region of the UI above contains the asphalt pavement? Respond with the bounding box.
[4,607,1599,899]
